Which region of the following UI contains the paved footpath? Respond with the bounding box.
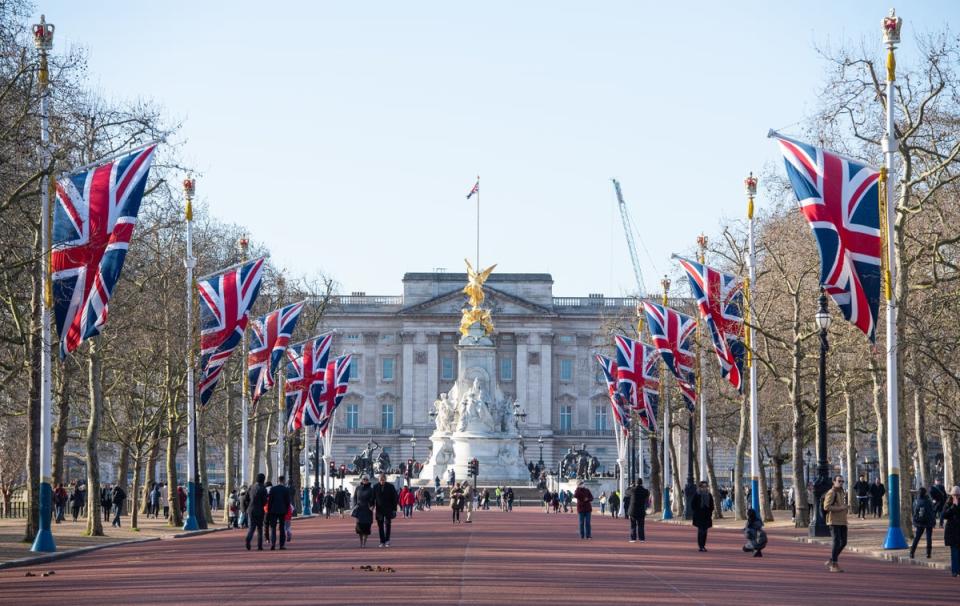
[0,509,956,605]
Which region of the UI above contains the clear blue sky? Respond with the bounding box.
[34,1,955,297]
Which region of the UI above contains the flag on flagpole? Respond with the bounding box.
[614,335,660,431]
[770,131,881,341]
[285,334,333,432]
[642,302,697,410]
[466,179,479,200]
[596,354,630,435]
[676,256,746,392]
[315,354,352,437]
[197,257,265,405]
[52,144,158,357]
[248,301,305,405]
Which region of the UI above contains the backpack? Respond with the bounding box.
[913,500,932,526]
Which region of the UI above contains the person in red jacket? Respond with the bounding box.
[573,481,594,540]
[400,487,416,517]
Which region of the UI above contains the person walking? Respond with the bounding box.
[692,481,714,552]
[450,482,465,524]
[111,484,126,528]
[823,475,848,572]
[852,474,870,519]
[599,492,607,516]
[101,485,112,522]
[53,483,67,523]
[244,473,268,551]
[869,477,885,518]
[372,473,399,547]
[70,482,83,522]
[398,486,413,518]
[542,489,552,513]
[742,508,768,557]
[627,480,650,543]
[609,490,620,519]
[573,480,594,540]
[160,483,169,519]
[353,475,374,548]
[464,482,475,523]
[910,486,936,559]
[943,486,960,577]
[266,475,291,550]
[930,479,947,529]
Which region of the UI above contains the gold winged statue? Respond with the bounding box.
[460,258,497,337]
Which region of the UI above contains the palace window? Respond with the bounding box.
[594,406,608,432]
[441,356,455,381]
[560,405,573,431]
[381,404,395,430]
[381,357,395,382]
[559,358,574,382]
[500,357,514,382]
[349,355,362,381]
[345,404,360,429]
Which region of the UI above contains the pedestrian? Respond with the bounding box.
[573,480,594,540]
[542,489,552,513]
[692,481,714,552]
[609,490,620,519]
[930,479,947,529]
[101,485,112,522]
[160,483,169,519]
[228,490,239,528]
[464,482,474,523]
[372,473,399,547]
[742,508,767,557]
[869,477,885,518]
[177,485,187,515]
[599,491,607,516]
[70,482,83,522]
[324,491,335,518]
[943,486,960,577]
[852,474,870,519]
[352,475,374,548]
[285,501,293,543]
[244,473,268,551]
[451,482,464,524]
[53,483,67,523]
[238,486,249,528]
[336,487,348,518]
[506,487,514,511]
[823,475,848,572]
[266,475,291,550]
[627,480,650,543]
[399,486,413,518]
[910,486,936,559]
[111,483,126,528]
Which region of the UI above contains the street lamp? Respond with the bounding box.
[537,433,545,468]
[810,290,831,537]
[805,449,812,486]
[661,274,673,520]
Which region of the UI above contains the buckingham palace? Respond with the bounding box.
[316,270,648,476]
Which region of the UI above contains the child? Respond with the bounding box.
[285,502,294,543]
[743,508,768,557]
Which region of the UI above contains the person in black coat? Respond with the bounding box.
[111,484,127,527]
[909,486,936,559]
[372,473,399,547]
[627,480,651,543]
[353,475,374,547]
[943,486,960,577]
[869,478,886,517]
[266,476,292,550]
[245,473,268,551]
[691,481,714,552]
[852,475,870,519]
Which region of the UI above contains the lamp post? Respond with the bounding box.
[538,434,544,468]
[181,176,200,532]
[30,14,56,553]
[696,234,708,483]
[745,172,762,514]
[238,236,250,489]
[301,427,312,517]
[661,275,673,520]
[409,436,417,486]
[810,290,831,537]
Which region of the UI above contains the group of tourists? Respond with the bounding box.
[242,473,293,551]
[849,475,888,519]
[350,474,399,547]
[52,480,128,527]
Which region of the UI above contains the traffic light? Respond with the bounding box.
[339,465,346,479]
[468,458,479,477]
[406,459,413,479]
[329,461,336,476]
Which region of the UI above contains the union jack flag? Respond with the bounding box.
[285,334,333,432]
[466,179,479,200]
[52,145,157,357]
[614,335,659,432]
[314,354,352,437]
[772,132,881,341]
[197,258,265,405]
[677,257,745,392]
[596,354,630,434]
[248,301,305,405]
[642,302,697,410]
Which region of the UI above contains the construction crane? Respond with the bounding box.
[612,178,647,296]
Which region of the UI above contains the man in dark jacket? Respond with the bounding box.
[852,475,870,519]
[245,473,268,551]
[909,486,936,559]
[111,484,126,528]
[930,480,947,528]
[627,480,651,543]
[692,481,714,552]
[266,475,292,550]
[869,478,886,517]
[372,473,399,547]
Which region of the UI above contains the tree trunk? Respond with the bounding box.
[52,362,71,487]
[130,454,141,530]
[648,435,661,513]
[248,408,264,483]
[773,457,786,509]
[669,426,683,517]
[24,257,41,543]
[223,386,235,524]
[264,408,275,482]
[844,387,856,512]
[758,454,774,522]
[166,407,182,527]
[140,428,160,514]
[913,389,929,489]
[116,445,130,512]
[734,391,748,521]
[941,424,956,488]
[706,447,723,519]
[792,390,808,527]
[198,432,212,524]
[85,340,104,537]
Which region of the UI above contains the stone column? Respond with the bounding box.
[540,333,553,432]
[425,334,440,427]
[401,331,415,426]
[516,333,530,424]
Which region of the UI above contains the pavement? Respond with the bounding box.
[0,509,957,605]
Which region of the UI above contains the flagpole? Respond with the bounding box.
[30,14,56,553]
[636,309,645,492]
[696,235,708,482]
[239,237,250,489]
[182,176,199,531]
[475,175,480,269]
[745,173,761,515]
[277,369,285,483]
[660,278,673,520]
[881,9,908,550]
[302,425,312,516]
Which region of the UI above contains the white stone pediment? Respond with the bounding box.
[399,286,554,317]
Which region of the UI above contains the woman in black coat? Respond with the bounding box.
[943,486,960,577]
[691,482,714,552]
[352,476,374,548]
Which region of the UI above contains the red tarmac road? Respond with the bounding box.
[0,509,956,605]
